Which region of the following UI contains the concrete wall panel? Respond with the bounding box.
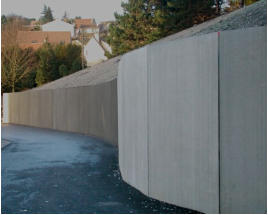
[53,88,67,131]
[5,80,117,145]
[38,90,53,128]
[29,91,40,127]
[118,33,219,213]
[118,47,149,195]
[219,27,267,213]
[3,93,9,123]
[148,34,219,214]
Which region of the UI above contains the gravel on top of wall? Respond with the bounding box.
[195,0,266,36]
[35,56,121,90]
[157,0,266,43]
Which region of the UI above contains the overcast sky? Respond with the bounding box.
[1,0,125,23]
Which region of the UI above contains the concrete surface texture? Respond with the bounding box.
[118,27,266,214]
[118,47,149,195]
[148,33,219,213]
[3,94,9,123]
[5,80,117,145]
[2,125,199,214]
[118,33,220,214]
[219,27,267,213]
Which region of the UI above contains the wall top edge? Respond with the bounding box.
[120,26,266,58]
[5,77,117,95]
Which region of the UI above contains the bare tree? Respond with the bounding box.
[1,18,36,92]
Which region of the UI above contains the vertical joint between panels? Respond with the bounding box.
[146,46,150,196]
[217,31,221,214]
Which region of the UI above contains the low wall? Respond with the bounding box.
[118,27,266,213]
[3,79,118,145]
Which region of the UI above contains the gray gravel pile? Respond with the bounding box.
[157,0,266,43]
[35,0,266,90]
[195,0,266,36]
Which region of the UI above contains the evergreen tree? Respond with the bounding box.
[1,15,7,25]
[59,64,68,76]
[35,68,45,86]
[71,59,82,73]
[46,7,54,22]
[107,0,219,57]
[35,43,83,85]
[40,5,54,24]
[106,0,162,57]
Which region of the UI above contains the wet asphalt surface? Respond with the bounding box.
[2,125,199,214]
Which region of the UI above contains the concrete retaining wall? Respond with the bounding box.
[118,47,149,194]
[3,26,266,213]
[3,79,118,145]
[148,33,219,213]
[118,27,266,213]
[219,27,267,213]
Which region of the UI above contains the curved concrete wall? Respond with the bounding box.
[3,26,266,214]
[3,79,118,145]
[118,27,266,213]
[118,47,149,194]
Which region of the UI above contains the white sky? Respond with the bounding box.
[1,0,125,23]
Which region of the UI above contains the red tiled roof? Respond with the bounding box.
[17,31,71,50]
[74,19,97,29]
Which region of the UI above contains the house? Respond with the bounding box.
[30,20,39,26]
[42,19,75,37]
[21,20,40,31]
[74,18,98,36]
[98,21,114,41]
[17,31,71,50]
[72,40,82,46]
[83,34,112,66]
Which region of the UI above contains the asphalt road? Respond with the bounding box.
[2,125,199,214]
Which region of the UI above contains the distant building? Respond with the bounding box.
[98,21,114,41]
[83,34,112,66]
[72,40,82,46]
[74,18,98,36]
[42,19,75,37]
[22,20,40,31]
[30,20,39,26]
[17,31,71,50]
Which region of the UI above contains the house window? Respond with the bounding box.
[32,40,38,43]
